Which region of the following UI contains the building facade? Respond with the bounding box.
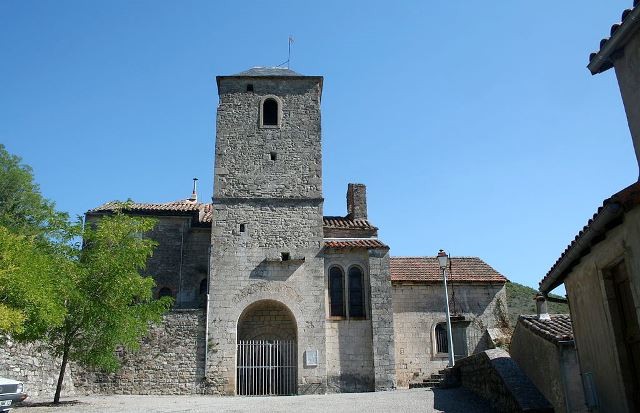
[2,67,508,398]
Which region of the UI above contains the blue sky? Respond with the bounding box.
[1,1,636,293]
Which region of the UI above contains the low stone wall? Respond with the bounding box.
[0,339,76,401]
[452,349,553,413]
[73,310,206,395]
[2,310,208,399]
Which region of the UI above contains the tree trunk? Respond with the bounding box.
[54,343,70,404]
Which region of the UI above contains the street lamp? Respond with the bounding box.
[437,249,455,368]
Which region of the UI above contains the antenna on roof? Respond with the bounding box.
[188,178,198,202]
[276,35,295,69]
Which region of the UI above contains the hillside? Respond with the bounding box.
[505,281,569,327]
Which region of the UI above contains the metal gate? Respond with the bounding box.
[237,340,297,396]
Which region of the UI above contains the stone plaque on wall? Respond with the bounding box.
[304,349,318,367]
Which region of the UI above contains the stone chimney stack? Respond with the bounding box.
[535,293,551,321]
[347,183,367,220]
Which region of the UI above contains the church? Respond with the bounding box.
[78,67,508,396]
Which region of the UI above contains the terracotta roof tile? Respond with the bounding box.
[588,1,640,74]
[323,216,377,230]
[540,181,640,292]
[390,257,508,283]
[89,200,210,224]
[324,239,388,249]
[518,314,574,344]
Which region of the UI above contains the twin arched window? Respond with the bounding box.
[328,265,365,318]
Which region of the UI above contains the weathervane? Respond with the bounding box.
[277,35,295,69]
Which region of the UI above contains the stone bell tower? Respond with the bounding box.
[206,67,327,395]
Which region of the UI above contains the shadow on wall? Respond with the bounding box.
[249,259,302,281]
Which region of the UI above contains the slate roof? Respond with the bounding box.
[323,216,377,230]
[390,257,508,283]
[540,181,640,293]
[588,1,640,74]
[518,314,574,344]
[324,239,388,249]
[233,67,302,77]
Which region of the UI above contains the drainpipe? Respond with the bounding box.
[204,245,211,381]
[177,221,185,307]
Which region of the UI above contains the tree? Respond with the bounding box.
[0,144,75,338]
[0,227,71,339]
[48,210,172,403]
[0,144,70,243]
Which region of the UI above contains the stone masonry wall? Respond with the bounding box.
[0,339,76,401]
[214,77,323,199]
[453,348,553,413]
[369,250,396,390]
[392,282,506,388]
[208,74,326,396]
[72,310,205,395]
[144,217,210,309]
[324,249,375,392]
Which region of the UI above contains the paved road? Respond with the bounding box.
[16,388,495,413]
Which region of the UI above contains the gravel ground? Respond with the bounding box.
[14,388,495,413]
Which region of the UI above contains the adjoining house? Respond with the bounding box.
[538,2,640,412]
[510,303,586,413]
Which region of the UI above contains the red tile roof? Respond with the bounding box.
[324,239,388,249]
[540,181,640,293]
[518,314,573,344]
[323,216,377,230]
[588,1,640,74]
[89,200,210,224]
[390,257,508,283]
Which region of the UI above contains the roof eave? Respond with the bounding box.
[588,6,640,75]
[539,202,623,293]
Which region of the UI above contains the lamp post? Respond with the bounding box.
[437,249,455,368]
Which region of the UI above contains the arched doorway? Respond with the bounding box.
[236,300,297,396]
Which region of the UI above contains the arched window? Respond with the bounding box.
[262,98,279,126]
[348,266,365,318]
[328,266,345,317]
[158,287,172,299]
[435,323,448,353]
[199,279,207,295]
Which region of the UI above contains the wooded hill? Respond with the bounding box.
[505,281,569,327]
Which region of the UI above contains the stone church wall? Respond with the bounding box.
[72,310,205,395]
[324,249,376,392]
[392,283,506,388]
[325,321,375,392]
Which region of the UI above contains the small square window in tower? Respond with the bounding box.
[270,152,277,161]
[262,98,279,126]
[246,84,254,92]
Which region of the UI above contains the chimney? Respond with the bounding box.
[347,183,367,220]
[535,293,551,321]
[188,178,198,202]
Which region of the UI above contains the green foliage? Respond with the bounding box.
[505,281,569,326]
[49,211,172,372]
[0,227,70,339]
[0,144,71,244]
[0,145,77,338]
